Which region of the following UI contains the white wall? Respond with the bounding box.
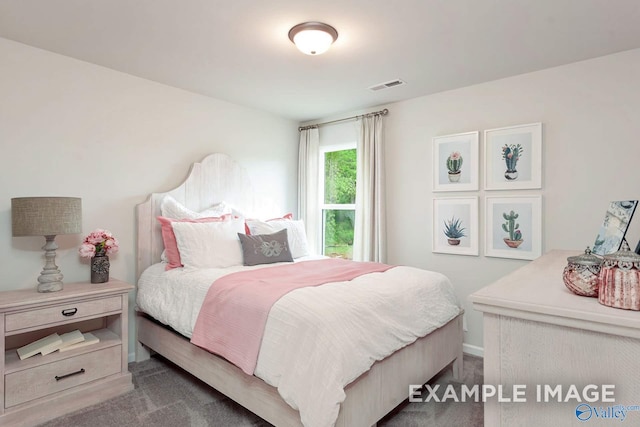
[0,38,299,355]
[318,49,640,353]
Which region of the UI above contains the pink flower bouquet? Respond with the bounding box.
[79,229,119,258]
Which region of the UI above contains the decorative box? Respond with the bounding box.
[598,240,640,310]
[562,247,602,297]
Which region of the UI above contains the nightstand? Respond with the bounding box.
[0,279,134,426]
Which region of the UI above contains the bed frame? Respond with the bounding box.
[135,153,464,426]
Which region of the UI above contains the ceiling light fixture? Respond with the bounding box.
[288,22,338,55]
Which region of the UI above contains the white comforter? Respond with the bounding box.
[137,261,462,427]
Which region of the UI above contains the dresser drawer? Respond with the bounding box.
[5,345,121,408]
[5,296,122,332]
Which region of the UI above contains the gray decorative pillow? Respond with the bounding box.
[237,228,294,266]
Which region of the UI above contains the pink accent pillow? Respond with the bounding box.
[158,215,231,270]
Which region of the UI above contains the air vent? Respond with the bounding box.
[368,79,406,91]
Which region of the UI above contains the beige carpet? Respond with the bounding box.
[41,354,483,427]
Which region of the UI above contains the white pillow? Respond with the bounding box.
[247,219,310,259]
[171,218,244,268]
[161,195,231,219]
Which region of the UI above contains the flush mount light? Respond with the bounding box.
[288,22,338,55]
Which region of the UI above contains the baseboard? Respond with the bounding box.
[463,343,484,358]
[129,350,136,363]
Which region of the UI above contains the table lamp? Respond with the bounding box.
[11,197,82,292]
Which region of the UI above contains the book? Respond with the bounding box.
[59,332,100,352]
[16,333,62,360]
[40,330,85,355]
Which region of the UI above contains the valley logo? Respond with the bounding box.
[576,403,640,422]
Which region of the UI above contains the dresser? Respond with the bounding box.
[0,279,134,426]
[470,251,640,426]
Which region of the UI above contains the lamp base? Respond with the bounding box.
[37,280,63,293]
[37,235,64,293]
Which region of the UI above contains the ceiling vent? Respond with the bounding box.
[368,79,406,92]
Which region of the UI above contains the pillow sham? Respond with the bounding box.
[246,217,309,258]
[267,213,293,221]
[243,213,293,234]
[157,215,231,270]
[171,217,245,269]
[161,195,231,220]
[238,229,294,266]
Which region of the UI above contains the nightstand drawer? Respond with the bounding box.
[5,345,121,408]
[5,296,122,332]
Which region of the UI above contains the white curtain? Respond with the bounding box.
[353,114,386,262]
[297,127,321,255]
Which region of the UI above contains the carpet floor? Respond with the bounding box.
[41,354,483,427]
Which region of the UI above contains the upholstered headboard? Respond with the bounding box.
[136,153,276,279]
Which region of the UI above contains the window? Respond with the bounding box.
[320,144,356,259]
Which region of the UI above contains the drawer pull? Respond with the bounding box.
[55,368,85,381]
[61,308,78,317]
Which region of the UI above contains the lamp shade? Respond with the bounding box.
[288,22,338,55]
[12,197,82,236]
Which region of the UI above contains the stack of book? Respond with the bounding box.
[16,330,100,360]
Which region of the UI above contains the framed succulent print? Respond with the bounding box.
[433,131,479,192]
[433,197,479,256]
[484,123,542,190]
[485,195,542,260]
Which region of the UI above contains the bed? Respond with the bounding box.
[135,153,464,427]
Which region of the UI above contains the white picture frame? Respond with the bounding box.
[485,195,542,260]
[433,131,479,192]
[484,123,542,190]
[433,197,479,256]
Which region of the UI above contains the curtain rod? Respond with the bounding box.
[298,108,389,132]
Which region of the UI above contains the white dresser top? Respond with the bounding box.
[469,250,640,338]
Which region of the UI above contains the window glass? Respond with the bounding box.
[324,149,356,204]
[323,209,355,259]
[321,147,356,259]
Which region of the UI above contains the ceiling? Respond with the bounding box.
[1,1,640,122]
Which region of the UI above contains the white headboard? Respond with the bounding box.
[136,153,275,279]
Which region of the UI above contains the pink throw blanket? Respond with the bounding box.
[190,258,394,375]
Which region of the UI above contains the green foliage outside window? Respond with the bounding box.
[323,149,356,259]
[324,149,356,204]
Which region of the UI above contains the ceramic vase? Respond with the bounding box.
[91,253,110,284]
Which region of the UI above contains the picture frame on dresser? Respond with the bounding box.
[433,197,479,256]
[484,123,542,190]
[591,200,638,256]
[432,131,479,192]
[485,195,542,260]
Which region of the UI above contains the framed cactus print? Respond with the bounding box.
[484,123,542,190]
[432,131,479,192]
[433,197,479,256]
[485,195,542,260]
